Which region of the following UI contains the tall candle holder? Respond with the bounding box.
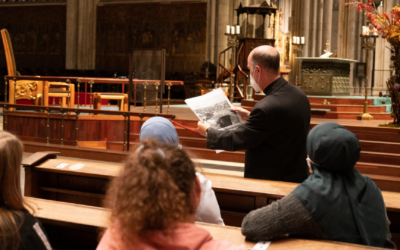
[357,28,378,121]
[293,36,305,86]
[292,36,305,56]
[225,25,241,102]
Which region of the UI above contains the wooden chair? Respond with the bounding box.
[1,29,74,108]
[43,81,75,109]
[93,92,128,112]
[1,29,43,107]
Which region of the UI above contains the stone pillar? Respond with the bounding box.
[310,0,318,57]
[301,0,310,57]
[316,0,324,56]
[322,0,333,54]
[217,0,230,68]
[337,0,347,58]
[373,0,394,95]
[66,0,99,70]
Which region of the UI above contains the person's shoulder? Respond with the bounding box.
[200,239,247,250]
[18,211,52,250]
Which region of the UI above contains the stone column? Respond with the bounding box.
[300,0,310,57]
[322,0,333,54]
[66,0,99,70]
[337,0,347,58]
[310,0,318,57]
[217,0,230,68]
[316,0,324,55]
[373,0,394,95]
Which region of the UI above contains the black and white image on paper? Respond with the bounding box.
[185,88,242,130]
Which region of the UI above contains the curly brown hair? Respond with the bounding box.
[105,139,197,240]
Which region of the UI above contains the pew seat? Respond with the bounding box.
[22,154,400,235]
[25,197,390,250]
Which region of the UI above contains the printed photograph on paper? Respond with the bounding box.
[185,88,242,131]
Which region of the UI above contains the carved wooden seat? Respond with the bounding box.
[93,92,128,112]
[1,29,43,107]
[1,29,74,108]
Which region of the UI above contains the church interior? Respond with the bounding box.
[2,0,400,249]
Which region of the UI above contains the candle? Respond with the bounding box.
[296,37,300,44]
[231,26,235,35]
[236,25,240,35]
[226,25,230,34]
[362,26,369,36]
[301,37,305,44]
[293,36,297,44]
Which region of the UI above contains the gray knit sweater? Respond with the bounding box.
[241,193,396,249]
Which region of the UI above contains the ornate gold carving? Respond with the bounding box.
[15,81,38,101]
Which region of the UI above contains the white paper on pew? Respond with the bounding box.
[252,241,271,250]
[56,163,68,169]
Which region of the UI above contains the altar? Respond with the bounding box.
[295,58,357,96]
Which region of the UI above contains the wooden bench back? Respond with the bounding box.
[26,197,389,250]
[22,153,400,233]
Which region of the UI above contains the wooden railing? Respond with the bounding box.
[0,102,175,151]
[5,75,184,113]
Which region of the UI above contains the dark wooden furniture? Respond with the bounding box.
[239,38,275,71]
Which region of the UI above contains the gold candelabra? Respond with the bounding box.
[357,33,378,121]
[225,28,241,103]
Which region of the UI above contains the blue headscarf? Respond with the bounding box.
[140,117,179,147]
[292,122,387,247]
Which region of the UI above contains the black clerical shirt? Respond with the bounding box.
[206,77,310,183]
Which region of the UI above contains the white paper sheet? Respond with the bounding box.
[251,241,271,250]
[185,88,242,153]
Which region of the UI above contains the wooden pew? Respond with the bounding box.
[22,153,400,238]
[26,197,391,250]
[88,141,400,193]
[23,140,400,189]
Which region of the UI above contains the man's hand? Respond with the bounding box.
[231,107,251,122]
[198,121,211,137]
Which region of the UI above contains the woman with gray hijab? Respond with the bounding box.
[241,122,395,248]
[140,116,224,226]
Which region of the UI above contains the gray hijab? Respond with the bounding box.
[292,122,387,247]
[140,117,179,146]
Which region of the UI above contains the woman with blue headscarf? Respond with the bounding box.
[140,117,225,226]
[241,122,395,248]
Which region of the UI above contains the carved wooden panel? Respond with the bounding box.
[96,2,207,75]
[0,6,66,71]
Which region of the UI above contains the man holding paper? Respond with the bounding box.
[198,45,310,183]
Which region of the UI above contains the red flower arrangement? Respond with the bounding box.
[346,1,400,125]
[346,0,400,42]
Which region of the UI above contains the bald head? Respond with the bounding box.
[249,45,280,75]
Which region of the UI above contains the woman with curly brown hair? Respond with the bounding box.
[97,139,246,250]
[139,116,224,225]
[0,131,52,250]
